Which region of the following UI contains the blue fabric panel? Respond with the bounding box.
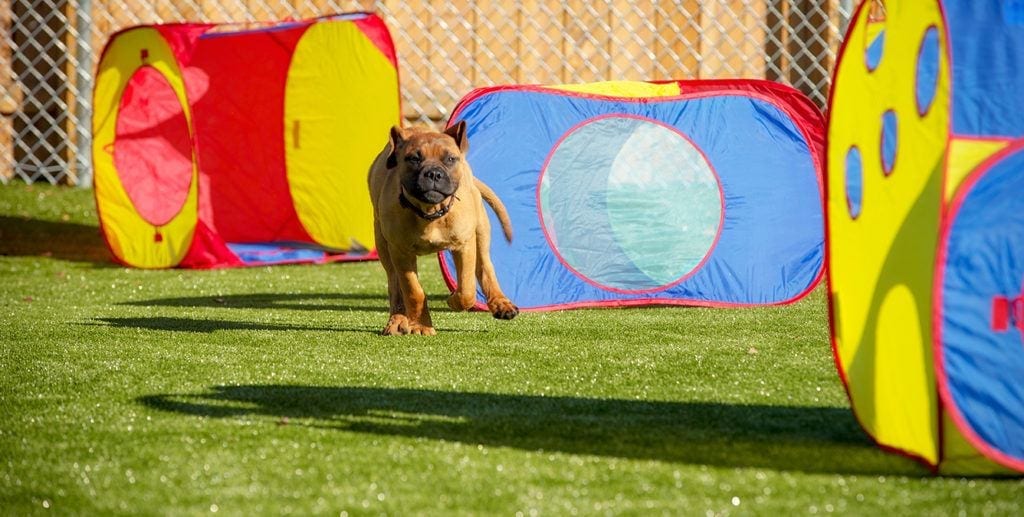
[865,31,885,71]
[198,21,306,39]
[881,111,898,174]
[845,146,863,219]
[915,27,941,116]
[940,146,1024,463]
[946,1,1024,138]
[1008,0,1024,24]
[444,89,824,308]
[227,243,329,265]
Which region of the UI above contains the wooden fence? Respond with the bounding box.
[1,0,847,184]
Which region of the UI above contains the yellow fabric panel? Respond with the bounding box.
[827,0,950,465]
[548,81,682,98]
[865,18,885,48]
[285,21,399,251]
[872,285,934,453]
[944,138,1010,203]
[939,412,1018,475]
[92,28,198,268]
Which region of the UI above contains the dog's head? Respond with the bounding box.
[386,122,469,205]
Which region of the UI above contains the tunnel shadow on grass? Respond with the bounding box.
[139,385,928,475]
[0,216,113,265]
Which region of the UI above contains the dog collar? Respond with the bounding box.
[399,191,458,221]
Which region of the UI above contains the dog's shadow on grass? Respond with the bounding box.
[139,385,927,475]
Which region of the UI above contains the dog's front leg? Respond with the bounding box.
[376,226,409,335]
[392,250,436,336]
[447,236,478,312]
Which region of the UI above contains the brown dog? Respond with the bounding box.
[367,121,519,336]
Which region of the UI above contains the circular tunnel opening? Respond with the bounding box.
[538,115,723,293]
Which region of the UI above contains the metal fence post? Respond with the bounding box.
[73,0,92,187]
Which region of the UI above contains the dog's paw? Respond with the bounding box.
[407,323,436,336]
[447,292,475,312]
[381,314,410,336]
[488,298,519,320]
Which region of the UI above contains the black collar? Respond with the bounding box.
[399,191,458,221]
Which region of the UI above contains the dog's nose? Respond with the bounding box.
[422,168,445,181]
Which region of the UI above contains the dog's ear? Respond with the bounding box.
[386,125,406,169]
[444,120,468,153]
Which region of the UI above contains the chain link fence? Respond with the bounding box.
[1,0,853,186]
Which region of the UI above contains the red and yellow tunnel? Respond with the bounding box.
[92,13,399,268]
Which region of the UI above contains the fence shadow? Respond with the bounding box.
[0,216,113,265]
[139,384,927,475]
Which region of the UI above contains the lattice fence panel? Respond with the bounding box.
[1,0,853,185]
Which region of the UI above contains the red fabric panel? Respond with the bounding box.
[155,24,212,66]
[179,219,244,269]
[190,25,314,243]
[353,14,398,68]
[993,296,1011,332]
[113,66,194,227]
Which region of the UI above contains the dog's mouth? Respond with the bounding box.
[402,164,458,205]
[417,190,450,204]
[407,178,457,204]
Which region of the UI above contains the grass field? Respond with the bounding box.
[1,183,1021,515]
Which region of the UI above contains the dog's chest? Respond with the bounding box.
[414,225,467,254]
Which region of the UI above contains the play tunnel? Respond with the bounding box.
[828,0,1023,474]
[441,80,826,310]
[92,13,399,268]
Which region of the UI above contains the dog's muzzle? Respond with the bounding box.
[411,167,455,203]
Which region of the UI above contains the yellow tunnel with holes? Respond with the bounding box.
[828,0,1022,474]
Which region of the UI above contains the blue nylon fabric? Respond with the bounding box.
[941,146,1024,463]
[444,89,824,308]
[946,1,1024,138]
[845,146,863,218]
[915,27,940,116]
[227,243,329,265]
[1008,0,1024,24]
[198,21,306,39]
[881,111,898,174]
[865,31,885,71]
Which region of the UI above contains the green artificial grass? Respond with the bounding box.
[1,183,1021,515]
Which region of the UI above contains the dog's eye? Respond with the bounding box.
[443,155,458,166]
[406,154,422,165]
